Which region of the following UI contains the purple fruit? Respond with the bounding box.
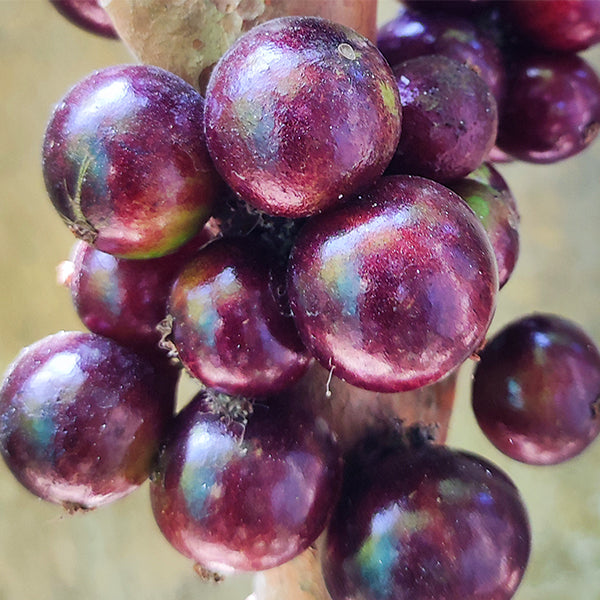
[204,16,402,218]
[323,441,531,600]
[43,65,223,258]
[67,226,214,352]
[377,6,506,104]
[0,332,177,509]
[448,162,520,288]
[49,0,118,39]
[168,236,310,397]
[472,314,600,465]
[507,0,600,53]
[390,55,498,183]
[497,52,600,164]
[287,175,498,393]
[150,390,342,572]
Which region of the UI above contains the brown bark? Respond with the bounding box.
[101,0,377,92]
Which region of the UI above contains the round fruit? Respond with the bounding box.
[507,0,600,53]
[377,5,506,103]
[323,440,531,600]
[42,64,223,258]
[150,390,342,572]
[287,175,498,393]
[0,331,177,509]
[389,54,498,183]
[168,236,310,397]
[472,314,600,465]
[497,53,600,164]
[67,226,213,352]
[204,16,402,218]
[448,162,520,289]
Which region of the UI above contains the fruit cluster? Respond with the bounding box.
[2,1,600,599]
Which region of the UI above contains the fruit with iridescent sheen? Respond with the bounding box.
[168,236,310,397]
[150,390,342,572]
[323,439,531,600]
[43,64,223,258]
[287,175,498,393]
[0,331,177,509]
[204,16,402,218]
[377,5,506,103]
[66,226,213,352]
[448,162,520,289]
[472,314,600,465]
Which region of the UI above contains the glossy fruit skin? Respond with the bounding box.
[507,0,600,53]
[448,162,520,289]
[49,0,118,39]
[472,314,600,465]
[377,5,506,103]
[323,442,531,600]
[287,175,498,393]
[169,237,310,396]
[204,16,402,218]
[150,391,343,572]
[0,331,177,509]
[497,53,600,164]
[43,65,223,258]
[390,55,498,183]
[68,227,213,352]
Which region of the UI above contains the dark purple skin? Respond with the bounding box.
[323,442,531,600]
[472,314,600,465]
[447,162,520,289]
[204,16,402,218]
[68,226,214,352]
[150,390,343,572]
[506,0,600,53]
[377,6,506,104]
[404,0,496,16]
[287,175,498,393]
[168,236,310,397]
[497,53,600,164]
[389,55,498,183]
[0,331,177,509]
[49,0,118,39]
[43,65,223,259]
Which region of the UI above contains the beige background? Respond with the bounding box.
[1,1,600,599]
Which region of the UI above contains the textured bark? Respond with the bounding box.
[101,0,377,91]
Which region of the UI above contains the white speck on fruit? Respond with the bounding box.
[337,43,356,61]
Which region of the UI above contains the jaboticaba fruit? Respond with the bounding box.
[204,16,402,218]
[42,64,223,259]
[287,175,499,393]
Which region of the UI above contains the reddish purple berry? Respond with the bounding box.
[168,237,310,397]
[204,16,402,218]
[43,65,223,258]
[472,314,600,465]
[150,390,342,572]
[0,332,177,509]
[287,175,498,393]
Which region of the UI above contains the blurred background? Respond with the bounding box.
[1,1,599,599]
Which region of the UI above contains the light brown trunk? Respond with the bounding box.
[101,0,377,92]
